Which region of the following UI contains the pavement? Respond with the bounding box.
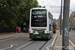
[53,31,73,50]
[53,31,62,50]
[0,32,29,40]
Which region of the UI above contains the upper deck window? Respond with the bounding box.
[31,9,47,27]
[32,10,46,15]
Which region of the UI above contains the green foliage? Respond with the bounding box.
[38,5,45,8]
[0,0,40,32]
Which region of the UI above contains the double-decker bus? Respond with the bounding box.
[29,8,53,39]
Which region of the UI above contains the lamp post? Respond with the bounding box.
[60,0,63,35]
[62,0,70,50]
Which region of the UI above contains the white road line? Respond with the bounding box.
[69,33,75,46]
[15,41,34,50]
[46,31,59,50]
[69,39,75,46]
[46,31,75,50]
[69,39,75,50]
[0,44,18,50]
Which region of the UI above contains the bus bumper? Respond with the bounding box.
[29,33,51,39]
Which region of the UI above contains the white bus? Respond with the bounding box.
[29,8,53,39]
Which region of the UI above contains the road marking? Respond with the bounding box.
[0,36,19,41]
[0,35,26,41]
[46,31,75,50]
[46,31,59,50]
[0,44,18,50]
[15,41,34,50]
[69,39,75,50]
[69,39,75,46]
[69,35,75,46]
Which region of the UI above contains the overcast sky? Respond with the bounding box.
[37,0,75,19]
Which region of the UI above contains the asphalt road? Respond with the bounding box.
[0,30,59,50]
[0,36,31,50]
[21,31,58,50]
[69,30,75,45]
[22,41,47,50]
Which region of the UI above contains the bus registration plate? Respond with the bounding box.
[36,36,41,38]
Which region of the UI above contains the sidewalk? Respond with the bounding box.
[53,32,62,50]
[53,32,73,50]
[0,32,29,40]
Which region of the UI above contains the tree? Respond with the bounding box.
[38,5,45,8]
[0,0,40,32]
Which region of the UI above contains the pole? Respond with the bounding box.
[60,0,63,35]
[62,0,70,50]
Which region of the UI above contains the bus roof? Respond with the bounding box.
[30,8,53,19]
[31,8,47,10]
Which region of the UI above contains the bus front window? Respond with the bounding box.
[31,10,47,27]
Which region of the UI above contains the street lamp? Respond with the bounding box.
[60,0,63,35]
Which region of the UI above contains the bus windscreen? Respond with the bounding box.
[31,9,47,27]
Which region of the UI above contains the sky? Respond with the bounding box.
[37,0,75,19]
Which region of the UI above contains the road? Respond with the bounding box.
[21,33,57,50]
[0,31,59,50]
[0,36,31,50]
[1,30,75,50]
[69,30,75,45]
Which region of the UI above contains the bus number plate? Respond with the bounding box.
[36,36,41,38]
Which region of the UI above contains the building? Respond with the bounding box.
[53,19,59,26]
[69,11,75,26]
